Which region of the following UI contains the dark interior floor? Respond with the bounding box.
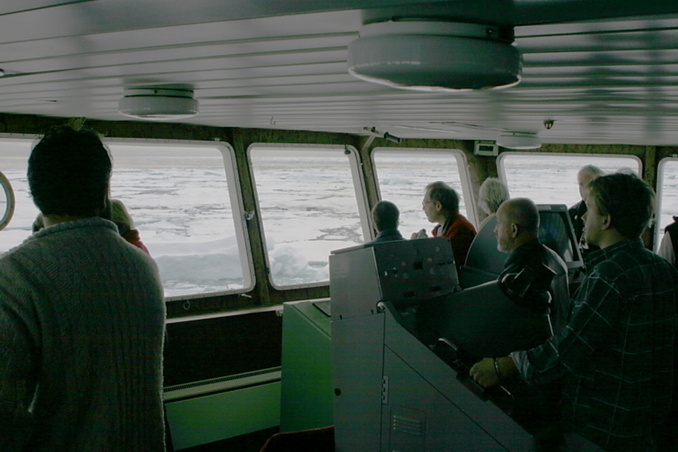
[172,427,279,452]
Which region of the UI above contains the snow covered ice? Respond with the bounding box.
[0,140,658,299]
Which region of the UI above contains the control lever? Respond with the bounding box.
[431,337,462,368]
[432,338,490,401]
[456,372,490,401]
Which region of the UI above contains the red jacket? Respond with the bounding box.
[123,229,150,255]
[432,214,476,267]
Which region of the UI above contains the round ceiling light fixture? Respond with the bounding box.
[497,131,542,150]
[118,86,199,120]
[347,21,522,91]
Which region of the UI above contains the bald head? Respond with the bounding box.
[495,198,540,253]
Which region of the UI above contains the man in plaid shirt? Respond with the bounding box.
[470,173,678,451]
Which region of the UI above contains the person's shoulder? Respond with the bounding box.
[594,240,672,275]
[0,232,50,265]
[511,239,552,263]
[540,242,568,273]
[568,200,585,216]
[456,214,477,234]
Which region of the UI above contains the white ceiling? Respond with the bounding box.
[1,0,678,145]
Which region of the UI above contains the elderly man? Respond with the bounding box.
[414,181,476,268]
[478,177,510,229]
[495,198,570,335]
[0,127,166,451]
[471,173,678,452]
[569,165,604,255]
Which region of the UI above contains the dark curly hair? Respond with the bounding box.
[28,126,112,216]
[372,200,399,232]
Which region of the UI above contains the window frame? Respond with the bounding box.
[105,137,254,300]
[655,157,678,252]
[0,170,15,231]
[0,133,46,247]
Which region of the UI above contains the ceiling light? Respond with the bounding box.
[118,86,199,120]
[497,132,541,150]
[347,21,522,91]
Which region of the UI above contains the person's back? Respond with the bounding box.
[0,126,166,452]
[0,219,165,451]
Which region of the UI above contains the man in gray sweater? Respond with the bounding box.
[0,127,166,451]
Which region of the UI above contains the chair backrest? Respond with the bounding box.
[459,205,583,289]
[260,426,335,452]
[458,214,505,288]
[416,280,552,362]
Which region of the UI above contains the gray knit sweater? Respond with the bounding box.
[0,217,166,451]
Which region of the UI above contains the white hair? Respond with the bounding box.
[479,178,510,214]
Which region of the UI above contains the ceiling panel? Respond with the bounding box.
[0,0,92,17]
[1,0,678,145]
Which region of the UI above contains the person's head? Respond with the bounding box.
[583,172,654,247]
[494,198,540,253]
[28,126,112,217]
[110,199,135,236]
[478,178,510,215]
[372,200,399,233]
[423,181,459,224]
[577,164,604,200]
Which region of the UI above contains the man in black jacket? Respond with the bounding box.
[496,198,570,335]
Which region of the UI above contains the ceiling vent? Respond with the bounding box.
[118,86,199,120]
[497,132,541,150]
[347,21,522,91]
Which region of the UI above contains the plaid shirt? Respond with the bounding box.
[512,238,678,451]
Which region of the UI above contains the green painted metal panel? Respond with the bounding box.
[280,300,334,432]
[166,381,281,450]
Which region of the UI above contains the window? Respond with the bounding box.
[0,138,39,252]
[499,153,641,205]
[249,145,367,288]
[655,158,678,250]
[0,170,14,231]
[0,137,251,300]
[109,142,251,299]
[372,148,474,235]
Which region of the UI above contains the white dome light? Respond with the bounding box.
[347,21,522,91]
[118,86,199,120]
[497,132,542,150]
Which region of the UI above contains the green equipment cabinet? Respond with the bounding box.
[279,299,333,432]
